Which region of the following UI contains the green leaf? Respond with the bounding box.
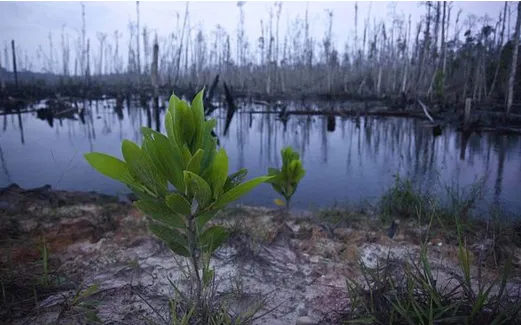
[165,193,192,216]
[84,310,102,323]
[222,168,248,193]
[175,100,195,148]
[186,149,204,174]
[148,222,190,257]
[122,139,167,196]
[199,225,229,253]
[166,96,182,144]
[191,89,206,151]
[196,209,219,230]
[200,138,217,177]
[209,148,229,199]
[199,118,218,173]
[84,153,136,186]
[270,182,285,197]
[267,146,305,207]
[78,283,99,300]
[181,145,193,168]
[183,171,213,210]
[213,176,273,209]
[267,167,281,182]
[127,184,158,200]
[141,127,185,192]
[202,268,214,287]
[165,110,182,155]
[135,199,186,229]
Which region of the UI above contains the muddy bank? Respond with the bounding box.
[1,184,521,325]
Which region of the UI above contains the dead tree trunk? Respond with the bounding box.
[427,2,442,98]
[489,1,508,99]
[11,40,18,88]
[441,2,448,82]
[0,48,4,90]
[151,36,159,132]
[401,15,412,93]
[136,1,141,85]
[81,3,86,77]
[275,2,282,92]
[85,38,91,84]
[266,6,274,95]
[174,3,189,85]
[416,2,432,98]
[506,1,521,116]
[151,37,159,96]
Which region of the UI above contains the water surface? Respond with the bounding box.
[1,98,520,215]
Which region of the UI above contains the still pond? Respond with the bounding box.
[1,98,521,216]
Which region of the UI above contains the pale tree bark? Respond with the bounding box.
[427,2,441,98]
[489,1,508,99]
[462,15,477,101]
[419,2,432,94]
[376,23,384,96]
[281,34,287,92]
[441,2,449,77]
[48,33,54,74]
[324,10,333,93]
[174,3,189,84]
[354,2,358,60]
[0,49,4,89]
[61,25,70,76]
[259,19,265,67]
[412,20,422,96]
[237,2,245,88]
[401,14,412,93]
[506,1,520,116]
[96,32,106,76]
[266,6,273,95]
[136,1,141,81]
[127,23,135,73]
[275,2,282,91]
[304,4,311,86]
[387,4,397,93]
[508,3,512,40]
[183,12,191,79]
[113,30,121,74]
[81,2,86,77]
[85,38,90,80]
[143,27,149,75]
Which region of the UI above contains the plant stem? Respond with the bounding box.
[187,217,202,310]
[42,236,49,287]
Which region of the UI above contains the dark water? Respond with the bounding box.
[1,98,521,215]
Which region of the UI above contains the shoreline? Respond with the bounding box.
[3,90,521,136]
[1,183,521,324]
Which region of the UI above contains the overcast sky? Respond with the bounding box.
[0,1,511,73]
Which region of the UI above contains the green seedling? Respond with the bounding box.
[84,89,272,310]
[69,283,102,323]
[267,146,306,209]
[38,236,50,287]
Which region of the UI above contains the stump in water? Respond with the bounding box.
[460,131,472,161]
[223,82,237,136]
[464,98,472,132]
[432,125,443,137]
[327,115,336,132]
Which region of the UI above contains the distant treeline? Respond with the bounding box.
[1,1,520,114]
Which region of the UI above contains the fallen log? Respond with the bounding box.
[223,82,237,136]
[417,99,435,123]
